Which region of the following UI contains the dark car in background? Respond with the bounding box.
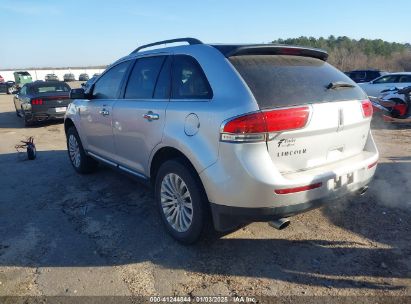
[13,81,71,126]
[0,82,7,94]
[63,73,76,82]
[0,81,16,94]
[345,70,387,83]
[78,73,89,81]
[45,73,59,81]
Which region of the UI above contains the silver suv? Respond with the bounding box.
[65,38,379,243]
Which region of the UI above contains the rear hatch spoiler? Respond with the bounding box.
[211,44,328,61]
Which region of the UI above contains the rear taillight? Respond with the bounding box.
[221,106,310,142]
[31,98,43,105]
[361,100,373,118]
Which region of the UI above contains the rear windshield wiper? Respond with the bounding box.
[327,81,355,90]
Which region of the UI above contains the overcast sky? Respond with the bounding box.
[1,0,410,69]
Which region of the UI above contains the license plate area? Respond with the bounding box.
[55,107,67,113]
[329,172,354,190]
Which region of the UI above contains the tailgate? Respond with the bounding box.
[267,101,370,173]
[41,95,71,107]
[229,54,371,173]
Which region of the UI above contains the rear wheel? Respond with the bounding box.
[66,126,98,174]
[155,159,209,244]
[23,112,33,127]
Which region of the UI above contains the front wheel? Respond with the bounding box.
[155,159,209,244]
[66,126,98,174]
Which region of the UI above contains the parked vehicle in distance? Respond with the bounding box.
[0,83,6,94]
[92,73,101,77]
[0,74,4,83]
[80,75,98,91]
[13,71,32,89]
[79,73,89,81]
[63,73,76,82]
[45,73,59,81]
[359,72,411,98]
[0,81,15,94]
[346,70,387,83]
[14,81,71,126]
[65,38,378,243]
[371,86,411,123]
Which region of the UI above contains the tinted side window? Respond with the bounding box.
[154,56,172,99]
[352,71,366,81]
[172,55,212,99]
[367,71,380,81]
[373,75,399,84]
[93,61,131,99]
[399,75,411,83]
[125,56,165,99]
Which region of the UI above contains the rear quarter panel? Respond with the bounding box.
[149,45,259,175]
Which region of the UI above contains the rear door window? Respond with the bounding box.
[229,55,367,109]
[124,56,166,99]
[171,55,213,99]
[154,56,172,99]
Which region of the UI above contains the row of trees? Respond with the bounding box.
[272,36,411,72]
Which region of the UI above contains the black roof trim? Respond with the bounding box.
[131,38,203,54]
[211,44,329,61]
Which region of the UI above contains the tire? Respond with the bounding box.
[23,113,33,127]
[155,159,210,244]
[7,86,13,95]
[14,103,20,117]
[66,126,98,174]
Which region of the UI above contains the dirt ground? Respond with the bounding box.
[0,86,410,301]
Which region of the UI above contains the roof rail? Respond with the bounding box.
[130,38,203,54]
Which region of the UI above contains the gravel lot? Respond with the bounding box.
[0,85,410,300]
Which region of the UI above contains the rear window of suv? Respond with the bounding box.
[229,55,367,109]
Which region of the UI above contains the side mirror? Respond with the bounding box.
[70,88,86,99]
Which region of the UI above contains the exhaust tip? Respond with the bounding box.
[269,218,291,230]
[358,186,369,196]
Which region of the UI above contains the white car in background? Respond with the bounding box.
[359,72,411,98]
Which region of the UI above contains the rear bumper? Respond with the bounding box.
[25,111,65,122]
[199,131,379,231]
[210,177,372,231]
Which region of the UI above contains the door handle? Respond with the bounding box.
[99,108,110,116]
[143,111,159,121]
